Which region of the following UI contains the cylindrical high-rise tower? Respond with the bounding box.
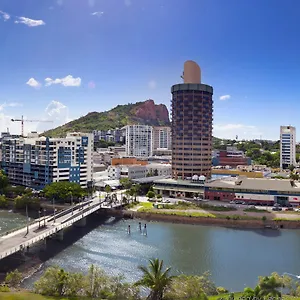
[171,60,213,179]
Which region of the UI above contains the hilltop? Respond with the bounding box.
[42,99,170,137]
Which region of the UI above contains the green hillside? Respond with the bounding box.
[42,101,170,138]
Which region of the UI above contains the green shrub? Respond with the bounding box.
[226,216,231,220]
[232,215,240,220]
[217,286,229,294]
[0,195,8,208]
[5,269,22,287]
[262,216,267,221]
[0,285,10,292]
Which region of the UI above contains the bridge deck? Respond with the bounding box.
[0,196,122,260]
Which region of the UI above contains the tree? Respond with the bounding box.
[258,276,281,298]
[34,266,84,297]
[146,191,156,200]
[131,184,141,202]
[290,172,299,181]
[164,275,209,300]
[135,258,173,300]
[0,195,8,208]
[242,286,261,300]
[105,185,112,198]
[43,182,84,203]
[84,264,111,298]
[289,164,295,172]
[14,194,40,210]
[0,170,8,194]
[5,269,22,288]
[120,178,132,190]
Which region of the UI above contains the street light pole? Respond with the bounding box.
[43,209,46,227]
[26,204,29,235]
[38,209,41,228]
[53,208,57,224]
[71,193,73,215]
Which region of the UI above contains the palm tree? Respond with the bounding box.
[259,276,281,298]
[135,258,173,300]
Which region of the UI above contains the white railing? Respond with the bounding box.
[0,200,114,260]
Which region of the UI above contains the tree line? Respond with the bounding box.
[4,258,299,299]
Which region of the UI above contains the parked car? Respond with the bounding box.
[272,207,282,211]
[285,207,294,211]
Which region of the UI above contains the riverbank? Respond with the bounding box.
[107,209,300,229]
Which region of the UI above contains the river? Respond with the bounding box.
[1,211,300,292]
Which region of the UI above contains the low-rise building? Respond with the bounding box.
[212,146,251,167]
[2,132,93,189]
[205,176,300,206]
[153,177,205,198]
[146,163,172,177]
[108,165,147,180]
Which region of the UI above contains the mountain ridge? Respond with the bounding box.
[42,99,170,137]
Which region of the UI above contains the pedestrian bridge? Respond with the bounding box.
[0,196,122,261]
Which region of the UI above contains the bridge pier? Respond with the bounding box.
[74,217,86,227]
[54,229,64,241]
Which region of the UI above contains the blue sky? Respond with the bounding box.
[0,0,300,140]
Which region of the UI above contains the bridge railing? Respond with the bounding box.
[0,199,118,260]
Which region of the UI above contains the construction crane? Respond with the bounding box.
[11,115,53,136]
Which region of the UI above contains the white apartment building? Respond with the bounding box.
[280,125,296,170]
[125,125,153,158]
[1,132,93,189]
[107,165,147,180]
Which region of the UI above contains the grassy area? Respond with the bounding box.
[215,214,262,220]
[208,293,300,300]
[273,217,300,221]
[208,292,243,300]
[244,208,270,213]
[0,292,57,300]
[2,292,299,300]
[137,206,215,218]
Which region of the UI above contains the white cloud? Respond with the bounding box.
[37,100,72,133]
[0,10,10,21]
[15,17,45,27]
[0,102,22,111]
[45,75,81,87]
[219,94,231,101]
[124,0,132,6]
[26,78,41,88]
[0,101,71,135]
[213,123,263,140]
[148,80,157,89]
[91,11,104,17]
